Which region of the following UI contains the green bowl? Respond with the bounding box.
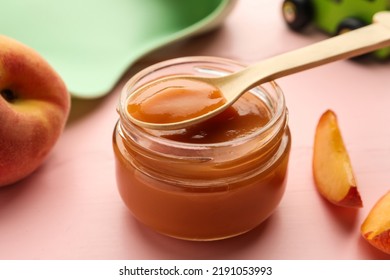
[0,0,235,98]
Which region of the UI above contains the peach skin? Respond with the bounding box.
[0,35,70,187]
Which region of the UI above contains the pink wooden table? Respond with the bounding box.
[1,0,390,260]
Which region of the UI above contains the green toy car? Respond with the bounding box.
[282,0,390,59]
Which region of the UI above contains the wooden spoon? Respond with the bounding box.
[129,11,390,130]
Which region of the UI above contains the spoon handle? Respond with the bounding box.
[224,12,390,95]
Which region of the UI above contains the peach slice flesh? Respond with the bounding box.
[361,191,390,255]
[312,110,363,208]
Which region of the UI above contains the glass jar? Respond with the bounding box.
[113,56,291,241]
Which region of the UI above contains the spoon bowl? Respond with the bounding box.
[128,11,390,130]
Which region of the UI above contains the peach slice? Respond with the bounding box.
[361,191,390,255]
[312,110,363,207]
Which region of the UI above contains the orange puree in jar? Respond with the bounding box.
[113,57,291,240]
[127,79,226,124]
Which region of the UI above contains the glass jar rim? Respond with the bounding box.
[118,56,287,150]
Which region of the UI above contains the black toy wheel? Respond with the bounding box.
[282,0,313,31]
[336,17,366,35]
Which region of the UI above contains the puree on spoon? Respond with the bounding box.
[127,78,271,144]
[127,78,226,125]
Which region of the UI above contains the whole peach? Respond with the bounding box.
[0,35,70,187]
